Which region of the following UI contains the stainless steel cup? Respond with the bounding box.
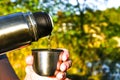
[32,49,63,76]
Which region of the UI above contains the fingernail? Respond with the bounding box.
[56,72,64,79]
[62,50,69,61]
[62,55,68,61]
[60,63,66,72]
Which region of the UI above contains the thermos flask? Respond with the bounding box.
[0,12,53,54]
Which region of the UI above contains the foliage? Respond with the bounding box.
[0,0,120,80]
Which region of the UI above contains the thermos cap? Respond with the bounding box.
[33,12,53,38]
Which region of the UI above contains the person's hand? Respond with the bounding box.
[24,49,72,80]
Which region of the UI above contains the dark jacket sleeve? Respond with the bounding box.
[0,54,19,80]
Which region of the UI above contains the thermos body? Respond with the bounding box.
[0,12,33,53]
[0,12,53,53]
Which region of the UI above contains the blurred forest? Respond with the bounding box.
[1,0,120,80]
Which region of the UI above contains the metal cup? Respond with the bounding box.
[32,49,63,76]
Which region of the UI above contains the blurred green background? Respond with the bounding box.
[1,0,120,80]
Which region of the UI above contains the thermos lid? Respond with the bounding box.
[33,12,53,38]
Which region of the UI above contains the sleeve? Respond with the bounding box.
[0,54,19,80]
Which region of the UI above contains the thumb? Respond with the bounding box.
[25,66,34,74]
[25,66,38,80]
[25,63,57,80]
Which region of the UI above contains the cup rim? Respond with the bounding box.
[32,48,63,52]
